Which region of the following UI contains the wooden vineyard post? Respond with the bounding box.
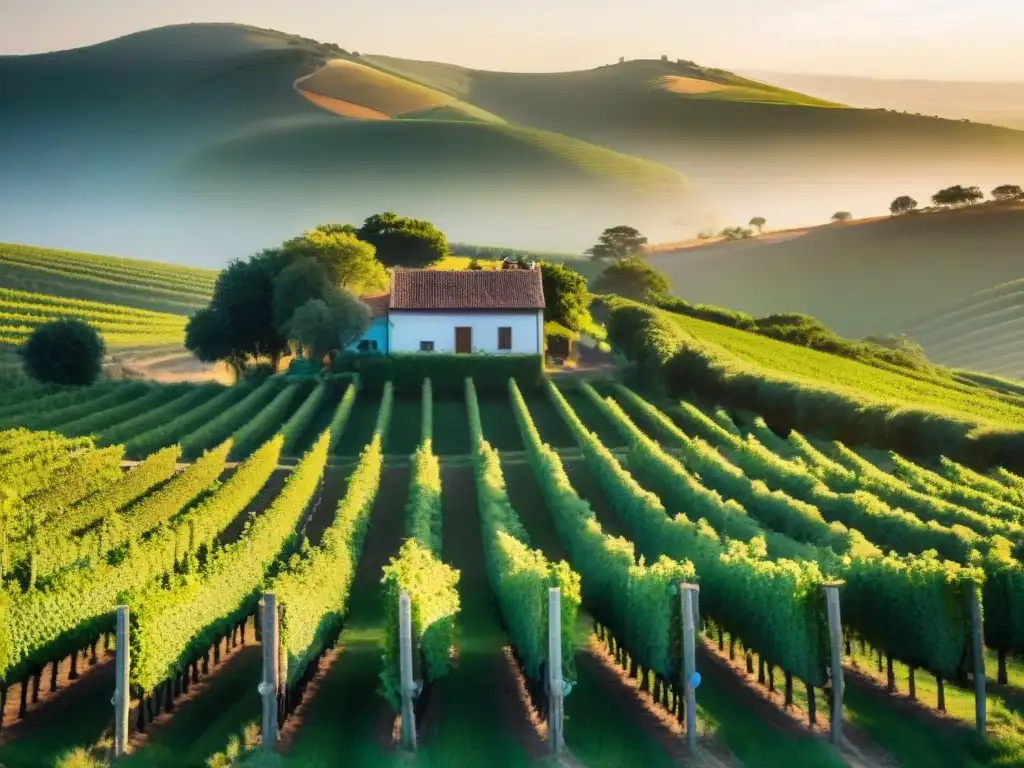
[260,593,279,753]
[399,590,417,752]
[548,587,565,755]
[970,585,986,735]
[824,583,844,746]
[681,583,699,753]
[113,605,130,758]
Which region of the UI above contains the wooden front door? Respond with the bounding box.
[455,326,472,353]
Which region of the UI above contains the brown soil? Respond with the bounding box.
[276,646,345,754]
[296,88,391,119]
[0,647,114,742]
[300,467,350,547]
[497,647,554,760]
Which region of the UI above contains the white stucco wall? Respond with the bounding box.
[389,311,543,354]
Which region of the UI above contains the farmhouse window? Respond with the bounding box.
[357,339,378,351]
[498,327,512,350]
[419,341,435,352]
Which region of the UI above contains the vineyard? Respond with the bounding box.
[1,372,1024,768]
[0,245,215,316]
[0,288,187,350]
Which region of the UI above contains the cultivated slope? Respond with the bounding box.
[908,277,1024,380]
[0,24,694,264]
[646,203,1024,339]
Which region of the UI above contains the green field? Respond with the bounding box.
[1,366,1024,766]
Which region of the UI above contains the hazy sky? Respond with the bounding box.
[2,0,1022,80]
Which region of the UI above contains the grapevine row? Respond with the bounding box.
[466,377,580,687]
[179,378,285,459]
[98,384,224,447]
[229,383,302,459]
[124,386,250,458]
[381,379,460,709]
[510,378,694,682]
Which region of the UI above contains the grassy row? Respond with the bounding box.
[98,384,224,447]
[381,379,461,709]
[466,376,580,685]
[56,384,196,438]
[124,385,250,458]
[178,379,284,459]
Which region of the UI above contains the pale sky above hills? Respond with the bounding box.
[2,0,1022,81]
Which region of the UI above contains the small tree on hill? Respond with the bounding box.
[889,195,918,216]
[831,211,853,223]
[931,185,984,207]
[467,258,483,270]
[357,212,450,268]
[720,225,754,241]
[586,225,648,261]
[749,216,766,233]
[283,226,387,294]
[22,318,104,386]
[992,184,1024,201]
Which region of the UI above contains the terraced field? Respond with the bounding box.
[1,370,1023,767]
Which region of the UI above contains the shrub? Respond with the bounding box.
[333,353,542,395]
[21,318,104,385]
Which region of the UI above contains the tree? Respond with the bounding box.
[749,216,766,233]
[282,227,387,294]
[889,195,918,216]
[285,289,370,362]
[21,318,104,386]
[272,257,333,332]
[185,250,291,373]
[931,185,984,207]
[356,212,449,268]
[539,262,591,331]
[992,184,1023,201]
[831,211,853,223]
[467,258,483,270]
[591,257,669,301]
[586,225,648,261]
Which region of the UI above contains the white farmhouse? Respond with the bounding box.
[387,268,545,354]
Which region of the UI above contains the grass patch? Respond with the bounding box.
[431,398,470,456]
[386,393,421,455]
[556,385,627,448]
[479,395,524,452]
[522,393,578,449]
[333,396,382,457]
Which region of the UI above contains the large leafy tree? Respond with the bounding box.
[286,289,370,362]
[272,257,334,331]
[282,226,387,293]
[356,212,450,268]
[591,257,669,301]
[22,318,104,385]
[992,184,1023,201]
[931,185,984,207]
[586,225,647,261]
[539,262,590,331]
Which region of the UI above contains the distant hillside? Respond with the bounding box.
[0,24,696,265]
[645,202,1024,339]
[0,243,215,314]
[740,70,1024,131]
[909,278,1024,380]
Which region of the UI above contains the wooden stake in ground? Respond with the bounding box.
[681,583,698,753]
[824,583,844,746]
[114,605,130,758]
[548,587,565,755]
[399,590,417,752]
[260,593,279,753]
[970,585,986,735]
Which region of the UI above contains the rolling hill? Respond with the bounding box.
[361,55,1024,229]
[645,202,1024,342]
[0,23,696,266]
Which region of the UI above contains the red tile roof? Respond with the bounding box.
[361,293,390,318]
[390,268,545,311]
